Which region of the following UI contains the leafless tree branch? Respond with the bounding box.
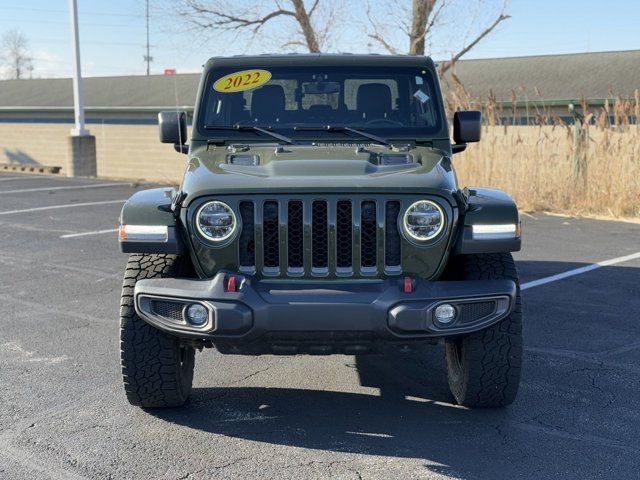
[365,4,401,54]
[183,1,295,32]
[177,0,325,52]
[439,10,510,73]
[408,0,446,53]
[407,0,437,55]
[366,0,510,73]
[308,0,320,16]
[281,39,307,48]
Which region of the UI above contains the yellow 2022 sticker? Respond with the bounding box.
[213,69,272,93]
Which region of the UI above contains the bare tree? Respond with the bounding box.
[0,30,34,79]
[368,0,510,73]
[176,0,336,53]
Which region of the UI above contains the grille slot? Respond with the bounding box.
[336,200,353,269]
[385,201,401,268]
[360,201,377,268]
[239,201,255,268]
[263,201,279,269]
[312,201,328,269]
[287,201,304,269]
[151,300,184,322]
[238,198,407,277]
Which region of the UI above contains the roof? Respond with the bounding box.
[204,53,437,70]
[0,50,638,110]
[0,73,200,109]
[444,49,640,102]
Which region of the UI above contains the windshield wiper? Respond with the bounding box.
[294,125,390,146]
[204,124,296,145]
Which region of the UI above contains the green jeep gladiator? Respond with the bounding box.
[118,54,523,408]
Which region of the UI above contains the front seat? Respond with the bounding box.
[307,104,333,122]
[251,85,285,123]
[356,83,392,121]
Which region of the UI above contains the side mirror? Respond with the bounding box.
[452,110,481,154]
[158,111,188,154]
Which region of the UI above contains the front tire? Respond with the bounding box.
[444,253,523,407]
[120,254,195,408]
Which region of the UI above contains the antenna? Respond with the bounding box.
[144,0,153,75]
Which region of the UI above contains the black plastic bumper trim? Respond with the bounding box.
[133,272,516,344]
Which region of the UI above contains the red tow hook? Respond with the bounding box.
[404,276,413,293]
[226,275,238,292]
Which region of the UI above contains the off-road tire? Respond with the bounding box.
[120,254,195,408]
[444,252,523,407]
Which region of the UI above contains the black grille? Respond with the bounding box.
[237,198,408,277]
[263,201,279,268]
[336,200,353,268]
[458,301,496,323]
[312,201,328,269]
[360,201,377,268]
[151,300,183,322]
[239,201,255,268]
[385,201,401,267]
[288,201,304,269]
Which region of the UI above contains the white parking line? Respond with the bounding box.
[0,176,49,182]
[0,199,126,215]
[522,251,640,290]
[60,228,118,239]
[0,182,130,194]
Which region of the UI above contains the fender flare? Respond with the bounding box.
[119,188,185,254]
[454,187,521,254]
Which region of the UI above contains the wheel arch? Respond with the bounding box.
[119,187,186,255]
[454,187,521,254]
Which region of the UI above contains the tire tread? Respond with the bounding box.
[120,254,194,408]
[445,252,523,407]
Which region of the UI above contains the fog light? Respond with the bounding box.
[185,303,208,325]
[434,304,456,324]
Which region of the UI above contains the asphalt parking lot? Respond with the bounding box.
[0,171,639,480]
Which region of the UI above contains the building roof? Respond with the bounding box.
[0,73,200,109]
[444,49,640,102]
[0,50,638,110]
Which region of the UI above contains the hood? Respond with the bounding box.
[180,144,457,206]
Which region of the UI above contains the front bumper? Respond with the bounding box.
[134,272,516,354]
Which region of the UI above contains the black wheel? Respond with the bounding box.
[120,254,195,408]
[444,252,523,407]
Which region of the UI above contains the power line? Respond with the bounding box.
[3,17,143,29]
[1,5,143,18]
[30,39,146,47]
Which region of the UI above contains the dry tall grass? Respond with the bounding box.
[449,89,640,219]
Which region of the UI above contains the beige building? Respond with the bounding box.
[0,50,637,182]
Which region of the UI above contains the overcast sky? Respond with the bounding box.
[1,0,639,78]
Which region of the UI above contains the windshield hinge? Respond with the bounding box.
[171,190,187,215]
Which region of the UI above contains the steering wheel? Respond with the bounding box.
[364,118,403,127]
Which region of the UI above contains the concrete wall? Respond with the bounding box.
[0,122,186,184]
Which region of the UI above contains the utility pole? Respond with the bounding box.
[66,0,96,177]
[69,0,88,137]
[144,0,152,75]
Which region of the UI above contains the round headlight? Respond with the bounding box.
[403,200,444,242]
[196,201,237,242]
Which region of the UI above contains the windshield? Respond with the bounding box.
[199,65,444,142]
